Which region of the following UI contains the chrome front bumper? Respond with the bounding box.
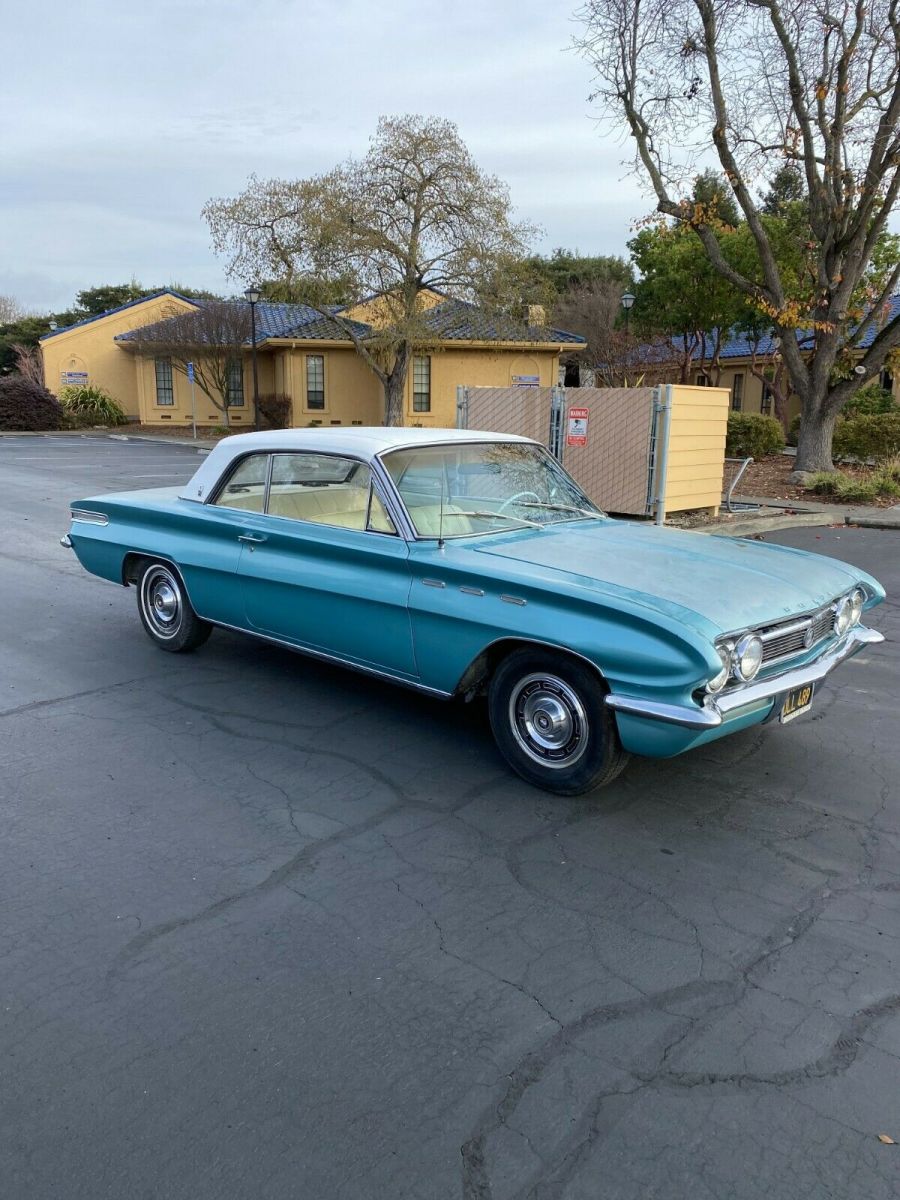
[606,625,885,730]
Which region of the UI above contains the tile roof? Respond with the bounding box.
[114,301,371,346]
[98,293,585,348]
[624,293,899,366]
[419,297,586,344]
[39,290,199,341]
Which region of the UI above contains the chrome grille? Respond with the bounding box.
[759,606,835,666]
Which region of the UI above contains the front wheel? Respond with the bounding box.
[136,561,212,653]
[488,649,629,795]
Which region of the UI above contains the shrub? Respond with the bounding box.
[0,376,63,430]
[58,383,128,427]
[808,468,900,503]
[257,392,293,429]
[725,412,785,459]
[843,381,897,417]
[832,413,900,462]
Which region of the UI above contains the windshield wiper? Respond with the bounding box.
[517,501,603,519]
[438,510,543,529]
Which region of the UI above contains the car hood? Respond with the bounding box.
[466,520,875,635]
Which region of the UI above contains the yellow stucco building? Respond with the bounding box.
[40,290,585,429]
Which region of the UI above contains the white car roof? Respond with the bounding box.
[179,426,537,502]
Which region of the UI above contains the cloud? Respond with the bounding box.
[2,0,650,311]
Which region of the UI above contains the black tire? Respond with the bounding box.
[488,648,630,795]
[136,561,212,653]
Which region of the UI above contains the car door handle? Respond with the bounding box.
[237,532,268,545]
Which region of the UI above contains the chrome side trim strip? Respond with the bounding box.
[501,595,527,606]
[199,617,453,700]
[460,586,484,596]
[606,626,884,731]
[422,578,445,589]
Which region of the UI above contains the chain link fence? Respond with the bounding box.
[457,384,658,516]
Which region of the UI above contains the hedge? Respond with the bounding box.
[0,376,63,431]
[725,412,785,458]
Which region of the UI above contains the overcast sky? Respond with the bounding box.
[3,1,655,313]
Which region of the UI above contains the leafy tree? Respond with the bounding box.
[525,248,633,295]
[760,165,806,216]
[578,0,900,472]
[628,218,745,383]
[120,302,251,427]
[203,115,538,425]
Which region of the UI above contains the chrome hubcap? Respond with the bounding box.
[141,567,183,639]
[509,673,589,769]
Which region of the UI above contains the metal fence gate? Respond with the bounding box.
[457,384,664,518]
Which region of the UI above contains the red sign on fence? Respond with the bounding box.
[566,406,589,446]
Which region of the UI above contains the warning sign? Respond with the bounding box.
[566,406,589,446]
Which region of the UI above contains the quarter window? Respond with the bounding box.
[212,453,270,513]
[155,358,174,406]
[306,355,325,409]
[412,355,431,412]
[226,359,244,407]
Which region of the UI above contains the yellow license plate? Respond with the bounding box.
[780,684,815,724]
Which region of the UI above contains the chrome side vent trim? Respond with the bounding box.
[70,509,109,526]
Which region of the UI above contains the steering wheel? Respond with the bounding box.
[499,490,542,514]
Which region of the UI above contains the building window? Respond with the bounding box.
[226,359,244,407]
[880,366,894,393]
[731,373,744,412]
[155,358,174,406]
[306,355,325,409]
[696,372,710,386]
[413,355,431,412]
[761,382,774,415]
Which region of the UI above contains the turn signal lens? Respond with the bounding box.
[733,634,764,682]
[849,587,865,627]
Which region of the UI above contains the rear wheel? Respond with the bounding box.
[136,562,212,653]
[488,649,629,795]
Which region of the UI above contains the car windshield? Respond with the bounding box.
[381,441,604,538]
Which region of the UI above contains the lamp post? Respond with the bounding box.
[244,285,261,429]
[620,292,636,336]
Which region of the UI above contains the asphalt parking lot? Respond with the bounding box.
[2,433,899,1200]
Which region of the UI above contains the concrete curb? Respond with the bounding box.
[702,512,837,537]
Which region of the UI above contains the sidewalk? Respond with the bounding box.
[731,493,900,531]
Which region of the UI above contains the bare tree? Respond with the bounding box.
[578,0,900,472]
[0,295,25,324]
[203,115,538,426]
[12,343,44,387]
[121,302,250,427]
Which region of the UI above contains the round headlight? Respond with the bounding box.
[706,645,731,694]
[849,587,865,627]
[834,595,852,636]
[733,634,763,682]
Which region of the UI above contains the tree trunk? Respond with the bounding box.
[794,404,837,473]
[382,346,410,427]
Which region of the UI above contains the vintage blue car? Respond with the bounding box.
[63,428,885,794]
